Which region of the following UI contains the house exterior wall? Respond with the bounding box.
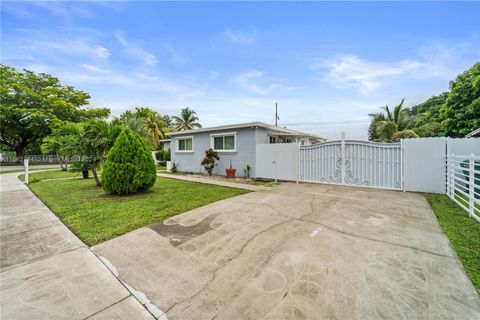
[163,141,171,150]
[171,127,268,178]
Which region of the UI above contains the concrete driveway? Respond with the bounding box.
[92,182,480,319]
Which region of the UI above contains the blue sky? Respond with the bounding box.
[1,1,479,139]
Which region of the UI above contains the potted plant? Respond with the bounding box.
[243,164,251,179]
[171,162,178,173]
[225,160,236,179]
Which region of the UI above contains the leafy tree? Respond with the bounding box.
[173,107,202,131]
[102,128,156,195]
[76,120,122,187]
[201,148,220,176]
[440,63,480,137]
[410,93,448,137]
[163,147,171,161]
[0,65,109,156]
[41,122,82,171]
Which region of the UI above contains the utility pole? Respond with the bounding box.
[275,102,279,126]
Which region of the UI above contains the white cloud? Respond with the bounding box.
[115,32,158,66]
[80,64,111,74]
[311,55,424,94]
[233,70,283,95]
[7,38,111,60]
[222,28,256,45]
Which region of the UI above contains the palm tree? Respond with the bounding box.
[173,107,202,131]
[121,113,149,137]
[145,113,164,146]
[369,99,416,142]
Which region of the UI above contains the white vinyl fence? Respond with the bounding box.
[402,137,480,193]
[446,154,480,222]
[256,136,479,222]
[255,143,299,181]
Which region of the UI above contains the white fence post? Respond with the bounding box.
[24,158,29,185]
[450,153,455,198]
[469,154,474,218]
[340,132,346,184]
[447,154,451,197]
[400,139,404,191]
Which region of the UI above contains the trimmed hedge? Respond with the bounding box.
[102,128,157,195]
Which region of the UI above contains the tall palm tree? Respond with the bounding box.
[173,107,202,131]
[145,113,164,146]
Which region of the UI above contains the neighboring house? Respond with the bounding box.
[466,128,480,138]
[160,139,171,151]
[169,121,324,178]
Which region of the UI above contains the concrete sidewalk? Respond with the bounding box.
[0,173,153,320]
[157,172,266,191]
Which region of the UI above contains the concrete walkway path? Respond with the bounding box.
[0,173,154,320]
[156,172,266,191]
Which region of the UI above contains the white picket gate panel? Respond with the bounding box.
[299,140,402,190]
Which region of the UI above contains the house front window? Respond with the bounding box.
[211,133,236,152]
[176,136,193,152]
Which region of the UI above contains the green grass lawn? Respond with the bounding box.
[19,169,83,181]
[27,176,249,246]
[156,165,166,171]
[425,194,480,293]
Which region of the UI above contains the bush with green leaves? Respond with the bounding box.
[101,128,157,195]
[201,148,220,176]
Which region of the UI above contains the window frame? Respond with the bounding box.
[175,136,194,153]
[210,132,237,153]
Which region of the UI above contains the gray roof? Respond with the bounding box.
[466,128,480,138]
[168,121,325,140]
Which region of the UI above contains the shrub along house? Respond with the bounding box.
[169,121,324,178]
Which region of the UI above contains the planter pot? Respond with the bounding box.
[225,168,236,179]
[82,170,89,179]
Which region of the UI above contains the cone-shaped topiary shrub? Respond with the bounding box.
[102,128,157,195]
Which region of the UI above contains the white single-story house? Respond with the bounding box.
[168,121,324,178]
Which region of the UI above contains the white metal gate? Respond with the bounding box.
[299,139,402,190]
